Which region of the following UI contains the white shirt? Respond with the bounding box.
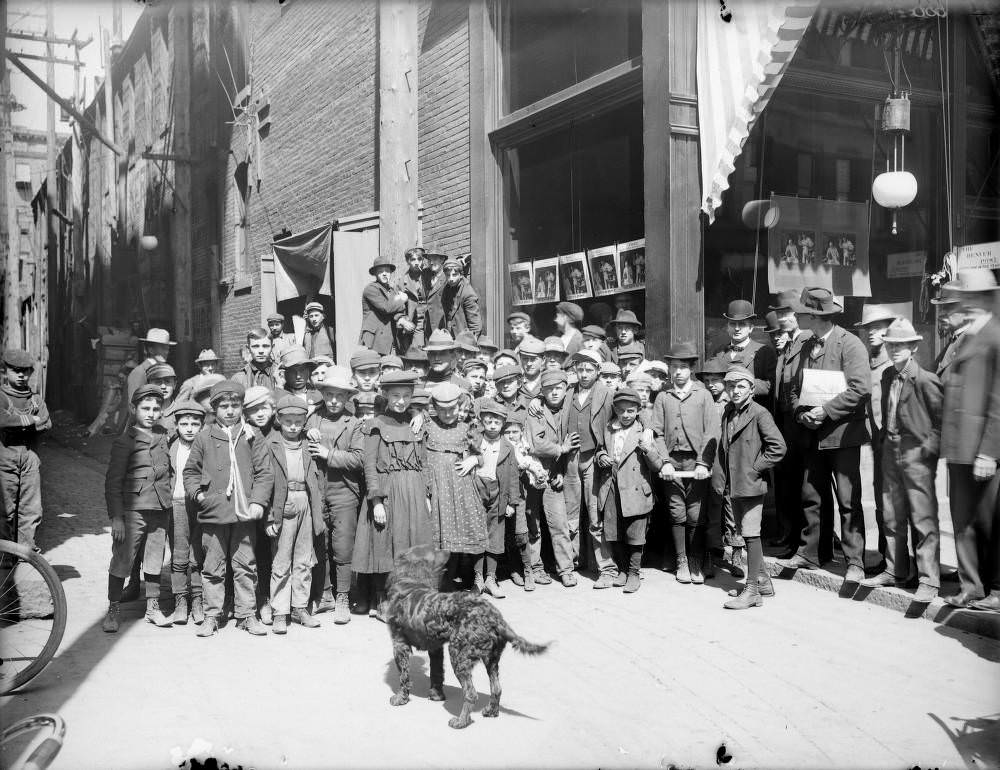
[173,440,192,500]
[478,437,502,480]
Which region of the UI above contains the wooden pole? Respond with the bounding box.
[377,0,419,269]
[102,23,116,325]
[40,0,54,395]
[170,3,193,375]
[1,0,19,352]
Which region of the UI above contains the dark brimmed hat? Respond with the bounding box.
[477,335,499,353]
[762,311,781,334]
[556,301,584,324]
[769,290,800,312]
[607,310,643,330]
[209,380,245,404]
[539,370,568,388]
[696,359,728,378]
[2,349,33,368]
[369,255,397,276]
[794,287,843,316]
[131,383,164,405]
[664,341,699,361]
[723,299,756,322]
[455,331,480,354]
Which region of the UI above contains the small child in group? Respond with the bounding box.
[697,359,730,578]
[168,400,208,626]
[0,348,51,551]
[103,384,174,633]
[645,361,669,403]
[713,366,786,610]
[353,391,377,421]
[309,355,335,387]
[543,337,567,372]
[183,380,275,637]
[424,383,486,589]
[599,361,622,391]
[265,395,326,634]
[618,351,644,381]
[306,367,365,624]
[473,400,521,597]
[350,348,383,394]
[354,370,435,621]
[596,387,659,593]
[147,362,179,433]
[280,348,316,398]
[625,371,655,426]
[501,412,546,590]
[242,385,277,621]
[243,386,276,437]
[462,359,489,401]
[651,343,719,586]
[192,374,225,422]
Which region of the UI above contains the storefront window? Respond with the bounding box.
[504,0,640,113]
[502,100,644,333]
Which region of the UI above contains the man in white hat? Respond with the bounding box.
[177,348,222,404]
[860,319,943,603]
[940,268,1000,610]
[126,328,177,411]
[855,304,899,572]
[302,300,335,360]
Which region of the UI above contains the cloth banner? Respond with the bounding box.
[697,0,817,223]
[271,222,333,301]
[767,195,872,297]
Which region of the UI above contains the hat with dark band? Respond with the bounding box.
[607,310,643,330]
[401,347,428,362]
[582,325,606,340]
[455,331,480,354]
[477,335,499,353]
[195,348,221,364]
[140,328,177,346]
[769,290,800,312]
[131,383,164,405]
[794,287,843,316]
[762,311,782,334]
[664,341,699,361]
[423,329,457,352]
[723,299,756,322]
[882,318,923,343]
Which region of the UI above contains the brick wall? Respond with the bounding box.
[219,0,378,374]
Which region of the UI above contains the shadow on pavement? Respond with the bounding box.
[381,656,540,723]
[933,622,1000,664]
[928,711,1000,770]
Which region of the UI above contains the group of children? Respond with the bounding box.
[100,291,795,639]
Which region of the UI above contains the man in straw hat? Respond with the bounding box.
[127,327,177,406]
[939,268,1000,611]
[779,288,871,586]
[860,319,943,603]
[856,303,900,573]
[360,255,409,355]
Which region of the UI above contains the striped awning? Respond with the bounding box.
[698,0,818,223]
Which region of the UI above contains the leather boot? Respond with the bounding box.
[190,596,205,625]
[523,570,535,592]
[314,589,337,614]
[170,595,189,625]
[484,576,505,598]
[757,570,775,597]
[675,557,691,584]
[724,581,762,610]
[102,602,121,633]
[291,607,321,628]
[196,616,218,637]
[333,593,351,625]
[145,598,172,627]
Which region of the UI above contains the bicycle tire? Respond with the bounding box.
[0,540,67,695]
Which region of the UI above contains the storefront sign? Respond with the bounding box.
[886,250,926,278]
[956,241,1000,270]
[767,195,872,297]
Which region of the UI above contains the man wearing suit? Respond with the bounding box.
[359,255,408,355]
[932,288,971,378]
[440,257,482,338]
[861,319,943,602]
[769,290,814,554]
[780,288,871,585]
[707,299,777,409]
[394,247,427,354]
[939,269,1000,611]
[422,252,448,344]
[560,349,616,583]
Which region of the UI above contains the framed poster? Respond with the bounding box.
[617,238,646,291]
[509,262,535,306]
[532,256,560,303]
[558,252,592,300]
[588,244,620,297]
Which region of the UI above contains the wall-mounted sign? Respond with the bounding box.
[956,241,1000,271]
[886,250,926,279]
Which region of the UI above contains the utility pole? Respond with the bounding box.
[1,0,15,352]
[39,0,55,396]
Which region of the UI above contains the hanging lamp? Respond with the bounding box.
[872,41,916,235]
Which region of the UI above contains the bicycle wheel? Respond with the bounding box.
[0,540,67,695]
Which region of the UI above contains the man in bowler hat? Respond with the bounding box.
[707,299,776,409]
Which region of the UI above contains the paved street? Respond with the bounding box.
[2,439,999,770]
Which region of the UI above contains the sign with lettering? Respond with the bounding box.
[956,241,1000,271]
[886,250,926,279]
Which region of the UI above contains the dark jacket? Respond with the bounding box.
[0,385,51,450]
[775,330,814,414]
[303,324,336,359]
[359,280,407,355]
[791,325,871,450]
[596,420,657,517]
[182,422,275,524]
[559,381,614,451]
[708,337,777,405]
[105,426,172,518]
[395,269,427,338]
[941,316,1000,465]
[232,361,280,391]
[265,432,325,536]
[712,400,786,497]
[650,383,719,469]
[307,410,365,499]
[486,437,523,517]
[423,273,446,342]
[526,403,568,475]
[440,278,482,338]
[879,361,943,461]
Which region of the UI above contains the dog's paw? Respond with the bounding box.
[428,687,445,702]
[390,692,410,707]
[448,716,471,730]
[482,705,499,718]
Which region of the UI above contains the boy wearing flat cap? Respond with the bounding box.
[555,302,584,359]
[303,301,336,360]
[0,349,51,550]
[861,320,943,603]
[266,313,297,362]
[306,368,365,623]
[525,369,579,587]
[265,395,326,634]
[596,387,660,592]
[714,366,786,610]
[103,384,174,632]
[183,380,275,637]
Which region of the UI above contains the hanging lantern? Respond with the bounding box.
[872,44,916,236]
[140,234,158,251]
[872,171,917,209]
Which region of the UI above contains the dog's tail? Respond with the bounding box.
[504,625,549,656]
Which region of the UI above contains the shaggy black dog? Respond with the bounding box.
[385,544,549,729]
